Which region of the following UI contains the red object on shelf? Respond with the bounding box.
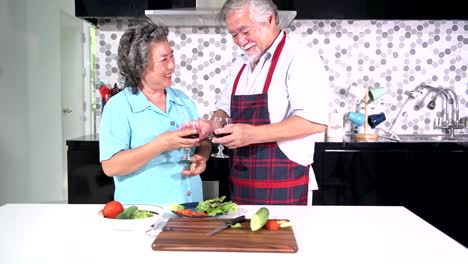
[99,84,111,109]
[99,84,110,97]
[103,93,111,104]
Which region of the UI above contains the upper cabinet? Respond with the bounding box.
[288,0,467,20]
[75,0,468,24]
[75,0,146,18]
[75,0,171,24]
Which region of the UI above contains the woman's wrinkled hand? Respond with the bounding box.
[181,154,207,176]
[159,129,200,151]
[178,118,217,140]
[179,119,213,140]
[198,119,213,140]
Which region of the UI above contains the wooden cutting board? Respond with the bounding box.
[152,217,298,253]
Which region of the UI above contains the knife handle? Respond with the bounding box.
[226,215,246,225]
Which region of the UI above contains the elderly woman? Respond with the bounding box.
[99,21,211,205]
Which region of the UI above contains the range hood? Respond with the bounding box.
[145,1,296,28]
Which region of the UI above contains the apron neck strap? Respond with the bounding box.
[231,31,287,95]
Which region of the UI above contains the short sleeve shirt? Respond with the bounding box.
[215,31,331,190]
[99,87,203,205]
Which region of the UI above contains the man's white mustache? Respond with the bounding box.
[241,43,256,51]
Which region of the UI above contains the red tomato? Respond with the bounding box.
[102,201,124,219]
[265,220,280,231]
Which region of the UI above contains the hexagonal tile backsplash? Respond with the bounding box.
[96,19,468,136]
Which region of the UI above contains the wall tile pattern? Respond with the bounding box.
[96,19,468,136]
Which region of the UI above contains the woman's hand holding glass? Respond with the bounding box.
[181,153,207,176]
[196,119,214,141]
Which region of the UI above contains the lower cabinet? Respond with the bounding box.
[312,142,468,247]
[67,136,114,204]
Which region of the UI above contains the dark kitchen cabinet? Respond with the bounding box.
[290,0,467,20]
[75,0,172,24]
[67,135,114,204]
[312,148,408,205]
[75,0,146,18]
[403,149,468,248]
[75,0,176,18]
[75,0,468,23]
[312,141,468,247]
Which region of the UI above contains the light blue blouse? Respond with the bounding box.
[99,87,203,205]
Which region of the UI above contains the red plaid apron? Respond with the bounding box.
[229,32,309,205]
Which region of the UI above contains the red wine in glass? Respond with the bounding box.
[182,133,200,139]
[213,132,231,138]
[180,119,201,162]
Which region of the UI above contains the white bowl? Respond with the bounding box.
[98,204,165,232]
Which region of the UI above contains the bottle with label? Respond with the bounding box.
[326,109,344,142]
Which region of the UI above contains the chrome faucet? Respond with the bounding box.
[396,84,465,137]
[391,84,441,131]
[403,84,438,99]
[426,87,465,137]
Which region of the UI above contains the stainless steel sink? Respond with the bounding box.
[395,134,468,142]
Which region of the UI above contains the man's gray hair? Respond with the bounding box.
[117,20,169,94]
[218,0,279,26]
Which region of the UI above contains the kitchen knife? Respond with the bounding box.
[207,215,246,236]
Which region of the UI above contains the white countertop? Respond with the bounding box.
[1,204,467,264]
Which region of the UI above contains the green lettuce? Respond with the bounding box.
[196,196,238,216]
[131,210,153,219]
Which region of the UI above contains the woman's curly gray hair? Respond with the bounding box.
[117,21,169,94]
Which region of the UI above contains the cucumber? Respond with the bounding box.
[230,223,243,229]
[116,205,138,219]
[168,203,184,211]
[250,207,270,231]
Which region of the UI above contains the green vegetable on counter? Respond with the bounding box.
[168,203,185,211]
[195,196,238,216]
[116,205,138,219]
[230,223,243,229]
[250,207,270,231]
[115,206,153,219]
[132,210,153,219]
[279,221,292,228]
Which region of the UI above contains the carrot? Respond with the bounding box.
[174,209,208,217]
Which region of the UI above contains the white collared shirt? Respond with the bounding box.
[215,31,331,190]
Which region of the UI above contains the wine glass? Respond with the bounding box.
[180,119,201,162]
[211,117,232,158]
